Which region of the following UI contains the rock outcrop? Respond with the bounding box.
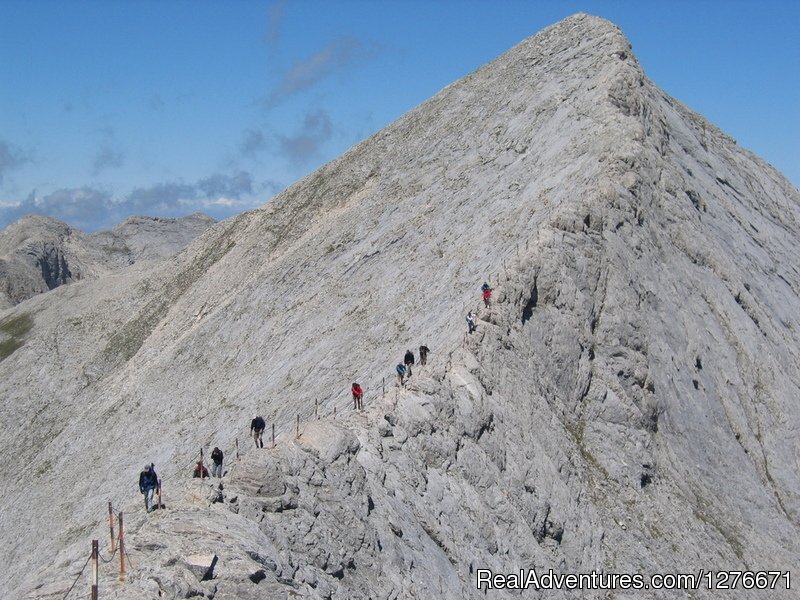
[2,13,799,600]
[0,212,215,308]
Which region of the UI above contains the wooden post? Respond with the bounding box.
[271,423,275,448]
[91,540,99,600]
[118,512,126,581]
[108,502,116,552]
[235,437,240,460]
[295,414,300,438]
[199,448,204,480]
[333,406,337,420]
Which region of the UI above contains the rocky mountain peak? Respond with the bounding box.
[2,13,798,599]
[0,212,215,308]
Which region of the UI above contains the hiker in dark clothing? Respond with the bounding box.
[251,416,266,448]
[419,345,429,366]
[404,349,415,377]
[193,461,209,479]
[481,282,493,307]
[352,382,364,410]
[466,311,477,334]
[210,447,224,478]
[396,363,407,386]
[139,464,159,513]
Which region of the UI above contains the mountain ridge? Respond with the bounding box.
[2,13,799,599]
[0,212,215,308]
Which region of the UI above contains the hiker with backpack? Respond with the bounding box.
[138,464,159,513]
[251,415,266,448]
[396,363,407,386]
[466,311,477,334]
[210,447,224,478]
[352,382,364,410]
[481,282,493,307]
[404,349,415,377]
[419,344,429,366]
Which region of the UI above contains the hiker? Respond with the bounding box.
[352,382,364,410]
[404,349,415,377]
[396,363,407,386]
[210,447,224,478]
[466,311,477,334]
[251,415,266,448]
[193,461,209,479]
[138,464,159,513]
[481,282,493,307]
[419,345,429,366]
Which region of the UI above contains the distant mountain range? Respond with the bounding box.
[0,212,215,308]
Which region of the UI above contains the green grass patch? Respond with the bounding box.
[0,338,24,360]
[0,313,34,337]
[565,420,609,479]
[0,312,34,361]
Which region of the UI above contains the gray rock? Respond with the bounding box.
[2,12,799,600]
[0,212,214,306]
[184,553,218,582]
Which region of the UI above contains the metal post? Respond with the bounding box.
[118,512,126,581]
[91,540,99,600]
[108,502,116,552]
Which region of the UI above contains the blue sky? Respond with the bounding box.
[1,0,798,231]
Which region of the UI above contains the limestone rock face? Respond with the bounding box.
[2,13,799,600]
[0,212,215,307]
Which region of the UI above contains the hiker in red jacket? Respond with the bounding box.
[352,382,364,410]
[481,282,493,307]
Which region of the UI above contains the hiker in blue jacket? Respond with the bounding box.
[139,464,159,512]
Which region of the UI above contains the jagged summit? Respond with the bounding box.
[0,212,215,308]
[2,13,799,599]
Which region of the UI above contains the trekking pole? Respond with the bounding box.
[91,540,99,600]
[271,423,275,448]
[157,480,162,510]
[118,512,126,581]
[108,501,116,552]
[295,414,300,439]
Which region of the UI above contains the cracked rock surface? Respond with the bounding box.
[2,13,799,599]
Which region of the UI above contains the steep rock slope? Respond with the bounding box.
[1,14,799,599]
[0,212,215,307]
